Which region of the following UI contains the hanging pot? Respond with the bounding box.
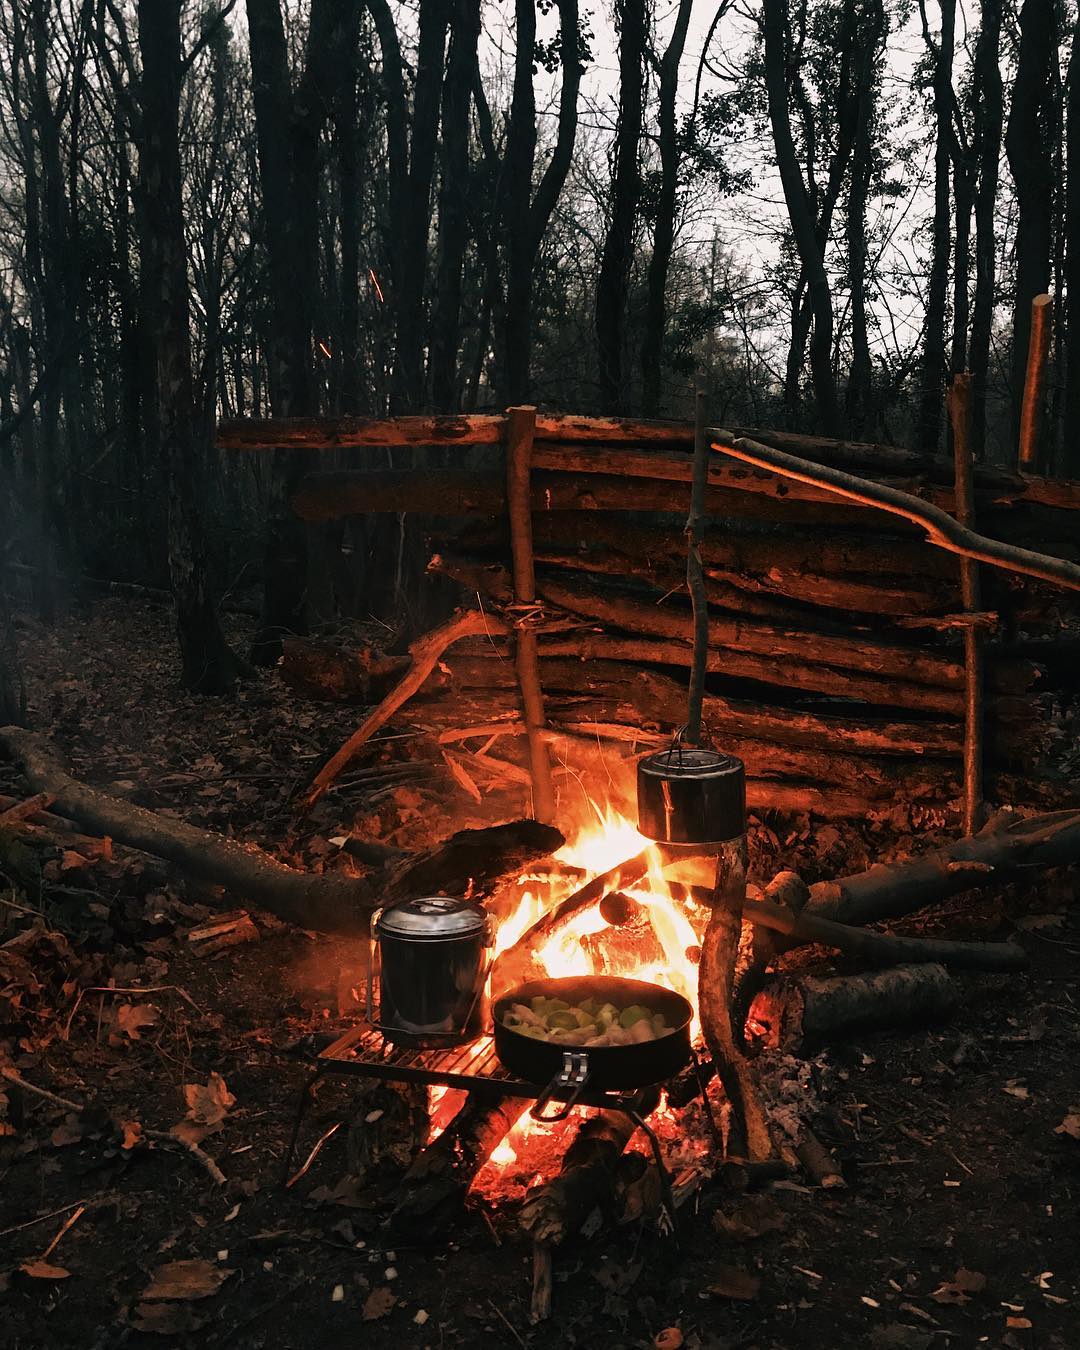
[636,744,746,847]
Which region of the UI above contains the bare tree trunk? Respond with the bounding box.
[503,0,583,405]
[761,0,839,434]
[136,0,243,693]
[843,0,885,434]
[970,0,1002,456]
[1065,16,1080,472]
[392,0,450,412]
[429,0,481,411]
[640,0,694,417]
[1005,0,1057,443]
[596,0,646,414]
[915,0,955,453]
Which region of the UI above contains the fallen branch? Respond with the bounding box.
[302,608,508,810]
[710,431,1080,593]
[0,726,562,934]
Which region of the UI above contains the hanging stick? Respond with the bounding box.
[506,405,557,822]
[684,390,710,744]
[1018,293,1052,473]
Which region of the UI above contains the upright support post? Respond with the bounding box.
[505,405,556,823]
[947,373,984,835]
[1018,293,1052,473]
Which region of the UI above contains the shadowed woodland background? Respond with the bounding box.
[0,0,1077,696]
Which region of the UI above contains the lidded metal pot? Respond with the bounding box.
[637,739,748,907]
[367,896,494,1048]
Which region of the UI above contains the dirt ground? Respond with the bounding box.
[2,599,1079,1349]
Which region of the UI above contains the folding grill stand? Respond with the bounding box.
[284,1021,722,1237]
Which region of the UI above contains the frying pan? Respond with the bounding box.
[492,975,693,1122]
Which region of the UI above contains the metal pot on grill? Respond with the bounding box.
[367,896,494,1048]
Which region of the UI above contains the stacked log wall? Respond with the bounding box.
[217,413,1080,819]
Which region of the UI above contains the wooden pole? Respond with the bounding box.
[685,390,710,744]
[947,373,984,835]
[1018,293,1052,473]
[505,405,556,823]
[708,431,1080,592]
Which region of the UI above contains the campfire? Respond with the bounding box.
[439,803,711,1196]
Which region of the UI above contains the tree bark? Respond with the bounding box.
[970,0,1003,455]
[428,0,482,410]
[595,0,646,413]
[1005,0,1057,442]
[915,0,955,452]
[640,0,694,417]
[137,0,242,693]
[762,0,839,434]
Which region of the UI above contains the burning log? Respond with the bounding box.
[0,727,563,935]
[390,1094,530,1228]
[520,1099,658,1323]
[749,963,960,1052]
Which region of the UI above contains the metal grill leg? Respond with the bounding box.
[626,1108,678,1241]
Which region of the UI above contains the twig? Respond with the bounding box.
[143,1127,227,1186]
[489,1297,528,1348]
[0,1199,98,1240]
[530,1242,553,1324]
[39,1204,86,1260]
[63,983,200,1040]
[286,1121,342,1189]
[1,1067,85,1113]
[709,430,1080,592]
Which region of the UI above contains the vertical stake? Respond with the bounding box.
[1018,293,1052,473]
[505,405,556,823]
[684,390,710,745]
[947,373,984,835]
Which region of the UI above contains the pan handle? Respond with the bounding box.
[530,1051,591,1123]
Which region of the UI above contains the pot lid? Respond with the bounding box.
[377,895,488,940]
[638,745,742,780]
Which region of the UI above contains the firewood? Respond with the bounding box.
[749,963,960,1052]
[291,467,867,527]
[0,726,563,934]
[519,1104,650,1247]
[803,807,1080,928]
[390,1094,529,1228]
[795,1128,847,1188]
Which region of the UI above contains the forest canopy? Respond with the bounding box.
[0,0,1074,690]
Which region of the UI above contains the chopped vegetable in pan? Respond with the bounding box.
[500,995,677,1046]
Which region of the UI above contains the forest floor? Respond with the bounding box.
[1,598,1079,1350]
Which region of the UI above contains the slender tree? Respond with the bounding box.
[1005,0,1057,440]
[502,0,584,405]
[596,0,647,413]
[970,0,1003,455]
[761,0,839,433]
[640,0,694,417]
[136,0,243,691]
[915,0,955,453]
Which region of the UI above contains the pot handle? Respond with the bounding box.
[530,1051,591,1123]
